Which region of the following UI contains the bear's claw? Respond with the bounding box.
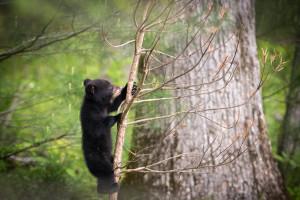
[132,82,137,96]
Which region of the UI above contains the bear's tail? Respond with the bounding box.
[97,174,120,194]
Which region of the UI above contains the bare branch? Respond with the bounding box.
[102,20,136,48]
[0,24,97,62]
[1,133,69,159]
[103,0,286,191]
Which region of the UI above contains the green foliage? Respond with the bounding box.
[0,1,135,198]
[0,160,102,200]
[256,0,300,196]
[258,40,292,150]
[258,39,300,199]
[0,40,131,197]
[0,0,298,199]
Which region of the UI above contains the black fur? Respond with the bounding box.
[80,78,136,194]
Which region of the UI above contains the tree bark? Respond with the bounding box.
[121,0,287,199]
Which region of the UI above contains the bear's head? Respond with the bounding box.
[83,79,122,104]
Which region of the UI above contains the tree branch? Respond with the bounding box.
[1,133,69,159]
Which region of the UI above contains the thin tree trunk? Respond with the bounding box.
[121,0,287,199]
[277,31,300,180]
[110,1,151,199]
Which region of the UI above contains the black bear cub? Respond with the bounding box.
[80,78,136,194]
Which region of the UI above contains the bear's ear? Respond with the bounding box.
[85,85,97,97]
[84,79,91,87]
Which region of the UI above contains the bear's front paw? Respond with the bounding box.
[132,82,137,96]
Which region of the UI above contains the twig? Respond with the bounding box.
[1,133,68,159]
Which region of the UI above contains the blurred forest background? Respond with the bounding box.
[0,0,299,199]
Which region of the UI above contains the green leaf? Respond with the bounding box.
[66,168,76,178]
[273,154,284,162]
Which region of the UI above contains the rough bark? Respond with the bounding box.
[120,0,287,199]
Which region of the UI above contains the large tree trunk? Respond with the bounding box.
[120,0,287,199]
